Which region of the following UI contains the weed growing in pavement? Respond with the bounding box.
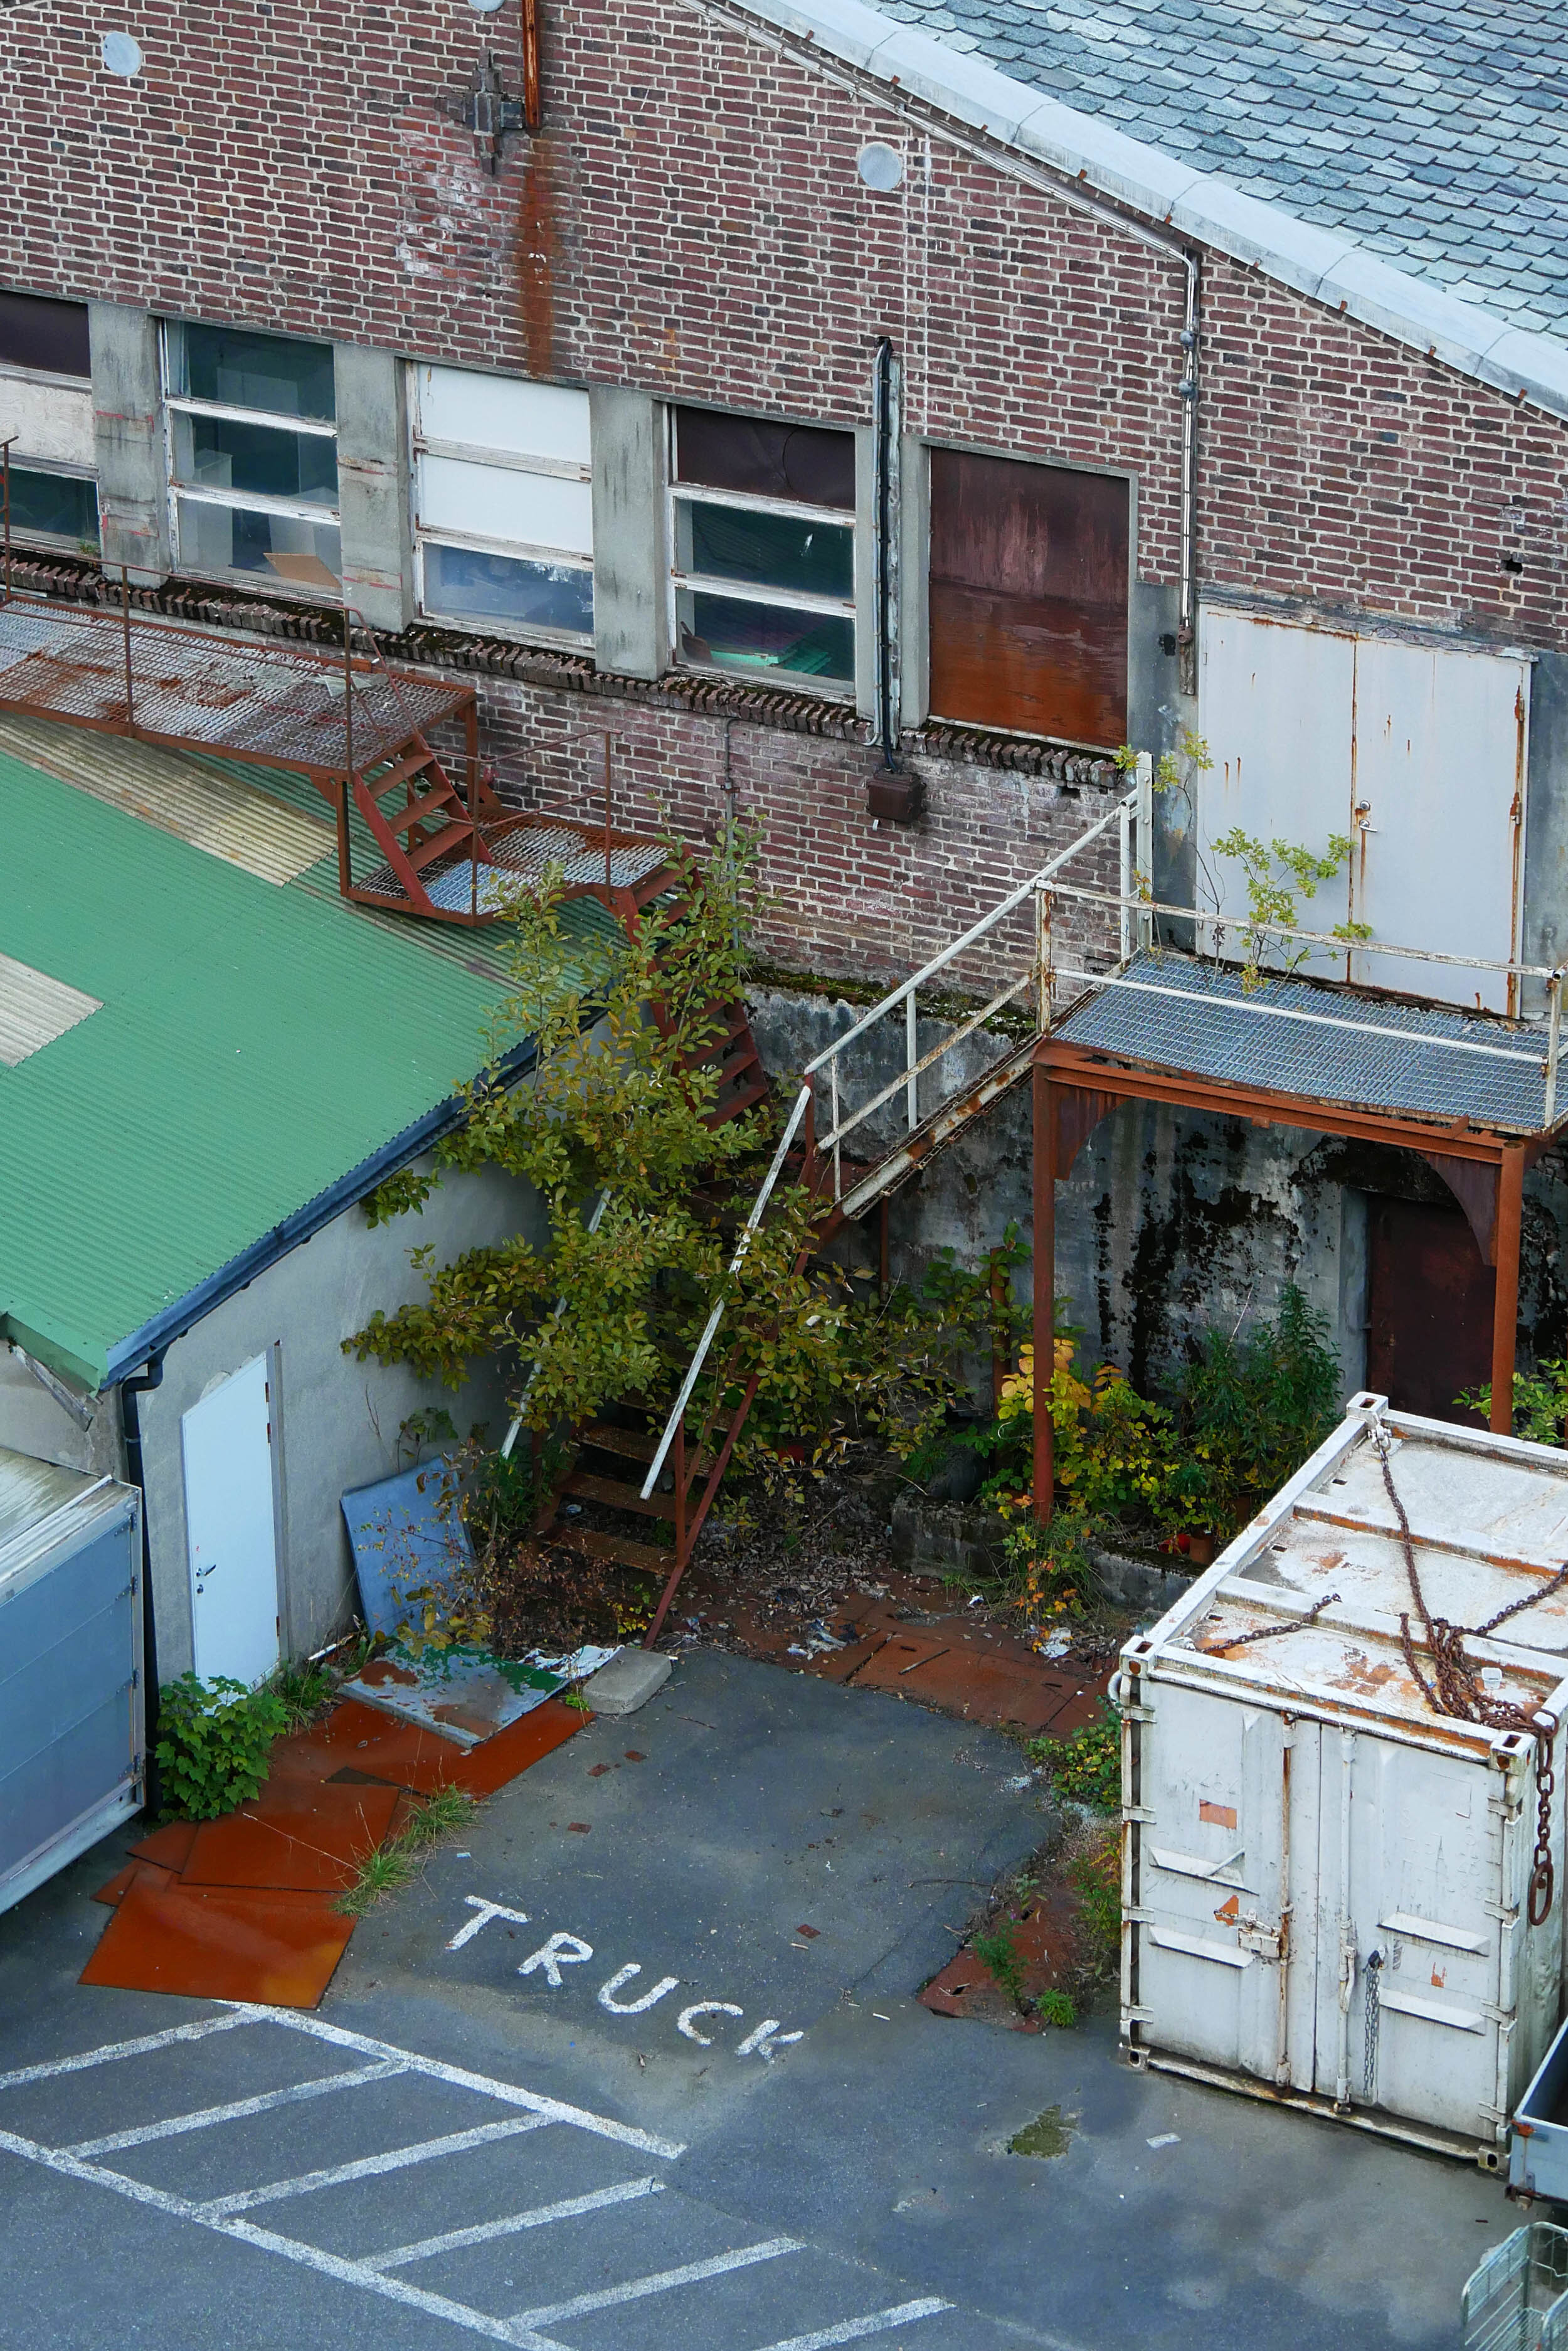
[1009,2106,1074,2158]
[1062,1819,1121,1985]
[155,1674,292,1820]
[971,1921,1029,2012]
[268,1659,336,1730]
[1029,1700,1121,1812]
[1034,1988,1077,2029]
[335,1788,478,1918]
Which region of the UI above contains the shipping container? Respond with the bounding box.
[0,1445,144,1916]
[1118,1394,1568,2163]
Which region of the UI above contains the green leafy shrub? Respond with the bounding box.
[1459,1358,1568,1445]
[1030,1699,1121,1811]
[1034,1987,1077,2029]
[156,1674,291,1820]
[1173,1283,1340,1527]
[1064,1824,1121,1981]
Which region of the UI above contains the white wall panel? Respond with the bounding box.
[0,374,94,469]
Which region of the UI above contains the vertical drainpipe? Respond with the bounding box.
[872,336,901,766]
[1177,254,1200,701]
[120,1351,166,1814]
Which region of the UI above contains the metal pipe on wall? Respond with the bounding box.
[871,336,901,765]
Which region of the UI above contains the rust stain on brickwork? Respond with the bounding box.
[517,136,563,376]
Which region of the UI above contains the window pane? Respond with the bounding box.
[675,590,853,684]
[679,497,852,602]
[175,496,341,590]
[170,322,335,422]
[0,293,90,378]
[423,542,593,636]
[416,367,590,467]
[6,467,98,547]
[419,455,592,556]
[171,412,337,507]
[674,410,854,509]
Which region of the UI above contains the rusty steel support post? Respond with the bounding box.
[1032,1062,1055,1525]
[2,437,13,605]
[674,1423,687,1576]
[1491,1145,1525,1437]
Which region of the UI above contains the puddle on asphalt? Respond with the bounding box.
[1009,2104,1076,2158]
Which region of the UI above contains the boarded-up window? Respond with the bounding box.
[0,293,90,379]
[928,450,1128,746]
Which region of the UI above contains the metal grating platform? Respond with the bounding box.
[356,819,674,915]
[0,598,468,775]
[1053,949,1553,1133]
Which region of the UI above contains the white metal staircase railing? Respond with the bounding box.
[637,770,1149,1498]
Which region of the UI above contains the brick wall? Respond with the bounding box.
[3,0,1565,987]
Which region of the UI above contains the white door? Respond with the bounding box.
[1134,1684,1322,2090]
[1199,610,1529,1008]
[1347,638,1528,1010]
[182,1354,280,1688]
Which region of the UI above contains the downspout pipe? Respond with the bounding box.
[120,1349,166,1815]
[872,335,901,766]
[689,0,1204,717]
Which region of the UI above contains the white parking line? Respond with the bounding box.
[233,2005,686,2158]
[364,2175,667,2272]
[198,2115,556,2215]
[753,2306,955,2350]
[66,2059,409,2155]
[0,2125,563,2351]
[512,2236,805,2326]
[0,2009,259,2089]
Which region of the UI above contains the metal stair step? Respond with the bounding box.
[390,781,464,835]
[405,820,479,873]
[366,745,438,797]
[579,1423,713,1478]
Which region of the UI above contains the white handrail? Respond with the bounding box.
[800,789,1136,1078]
[638,1080,814,1499]
[500,1187,609,1460]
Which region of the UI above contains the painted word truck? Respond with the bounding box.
[1116,1394,1568,2164]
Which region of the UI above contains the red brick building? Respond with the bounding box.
[4,0,1567,1398]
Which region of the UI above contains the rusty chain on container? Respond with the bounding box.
[1374,1421,1566,1925]
[1201,1589,1342,1652]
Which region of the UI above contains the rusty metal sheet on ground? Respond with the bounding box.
[270,1697,467,1791]
[91,1858,178,1908]
[79,1878,355,2007]
[445,1696,586,1797]
[181,1785,400,1891]
[127,1819,199,1872]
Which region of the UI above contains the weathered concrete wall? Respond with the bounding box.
[750,982,1568,1405]
[132,1150,544,1678]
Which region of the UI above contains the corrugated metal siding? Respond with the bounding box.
[0,750,585,1386]
[0,949,101,1068]
[0,713,332,884]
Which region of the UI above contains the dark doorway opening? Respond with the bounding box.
[1365,1196,1493,1422]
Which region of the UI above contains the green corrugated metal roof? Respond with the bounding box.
[0,748,614,1389]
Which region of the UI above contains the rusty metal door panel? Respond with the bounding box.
[1133,1682,1315,2084]
[927,449,1128,746]
[1366,1198,1493,1422]
[1348,639,1529,1013]
[1197,608,1355,967]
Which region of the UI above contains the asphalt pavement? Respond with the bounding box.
[0,1651,1512,2348]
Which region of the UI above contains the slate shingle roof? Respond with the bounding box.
[876,0,1568,341]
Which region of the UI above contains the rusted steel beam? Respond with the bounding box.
[1035,1039,1522,1159]
[1490,1145,1525,1436]
[1032,1063,1055,1526]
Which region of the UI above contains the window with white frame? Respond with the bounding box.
[0,292,99,556]
[163,321,341,593]
[411,366,593,643]
[668,408,856,691]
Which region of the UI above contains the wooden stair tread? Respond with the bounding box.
[580,1423,713,1477]
[562,1469,677,1521]
[551,1526,673,1576]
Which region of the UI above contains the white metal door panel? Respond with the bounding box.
[1348,638,1528,1011]
[1319,1734,1503,2136]
[182,1355,279,1689]
[1197,608,1355,973]
[1136,1684,1302,2083]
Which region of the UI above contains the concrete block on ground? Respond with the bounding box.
[582,1648,672,1714]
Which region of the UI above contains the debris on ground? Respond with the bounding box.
[920,1814,1121,2033]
